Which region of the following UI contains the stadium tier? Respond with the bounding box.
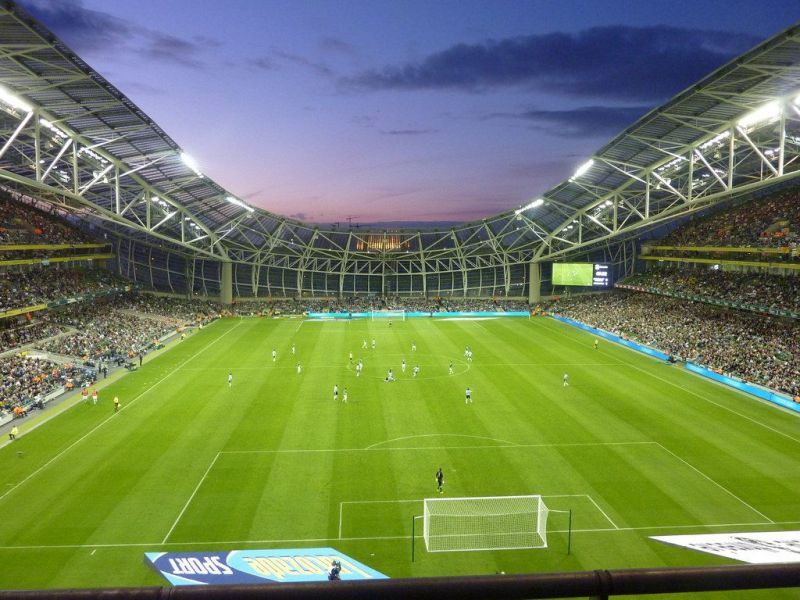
[0,3,799,599]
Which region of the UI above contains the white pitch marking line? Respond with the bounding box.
[545,318,800,444]
[162,452,221,544]
[365,433,520,450]
[222,441,657,455]
[90,549,96,556]
[2,520,796,550]
[0,320,245,504]
[584,494,619,530]
[654,442,774,524]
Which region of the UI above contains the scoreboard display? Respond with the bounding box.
[552,263,610,287]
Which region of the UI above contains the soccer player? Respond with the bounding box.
[411,340,416,352]
[465,387,472,404]
[563,373,569,387]
[92,390,98,405]
[355,362,362,377]
[342,388,348,404]
[362,339,368,349]
[9,425,18,441]
[296,362,302,375]
[436,467,444,494]
[385,368,394,382]
[371,339,376,349]
[228,372,233,387]
[464,346,469,358]
[328,559,342,581]
[333,384,339,401]
[113,397,120,412]
[82,388,89,403]
[272,348,277,362]
[401,359,406,374]
[467,349,473,362]
[349,351,353,364]
[292,343,296,355]
[413,365,420,378]
[448,361,454,375]
[594,338,599,350]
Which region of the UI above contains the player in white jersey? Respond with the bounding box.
[342,388,348,404]
[292,343,296,355]
[563,373,569,387]
[413,365,420,378]
[448,362,454,375]
[333,384,339,401]
[297,362,302,375]
[467,350,473,362]
[465,387,472,404]
[272,348,277,362]
[362,339,368,349]
[228,372,233,387]
[411,341,416,352]
[385,368,395,382]
[371,339,376,349]
[401,359,406,374]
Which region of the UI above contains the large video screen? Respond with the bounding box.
[552,263,593,286]
[552,263,610,287]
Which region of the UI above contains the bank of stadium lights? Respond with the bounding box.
[569,159,594,182]
[738,100,780,129]
[226,195,254,213]
[0,85,32,113]
[180,152,203,177]
[514,198,544,215]
[39,118,68,140]
[699,131,730,152]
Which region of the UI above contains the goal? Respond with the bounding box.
[371,309,406,321]
[422,495,549,552]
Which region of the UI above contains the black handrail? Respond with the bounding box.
[1,563,799,599]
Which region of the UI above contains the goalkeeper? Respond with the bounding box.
[435,467,444,494]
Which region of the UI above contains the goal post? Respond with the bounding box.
[422,495,550,553]
[371,309,406,321]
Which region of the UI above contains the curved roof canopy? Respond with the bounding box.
[0,4,799,263]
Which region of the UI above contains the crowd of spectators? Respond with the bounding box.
[0,194,92,245]
[661,188,800,248]
[0,320,64,351]
[0,267,128,314]
[621,267,800,314]
[37,303,177,363]
[549,291,799,397]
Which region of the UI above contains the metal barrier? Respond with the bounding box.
[2,564,799,599]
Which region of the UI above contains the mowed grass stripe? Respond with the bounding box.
[0,316,798,595]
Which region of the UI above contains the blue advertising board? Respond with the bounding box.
[144,548,388,586]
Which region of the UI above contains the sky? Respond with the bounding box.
[21,0,800,226]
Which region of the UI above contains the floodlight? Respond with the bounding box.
[226,195,255,213]
[738,101,780,128]
[514,198,544,215]
[180,152,202,177]
[0,85,32,113]
[572,159,594,180]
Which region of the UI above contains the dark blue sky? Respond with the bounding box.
[22,0,800,224]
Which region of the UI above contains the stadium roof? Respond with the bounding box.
[0,3,799,262]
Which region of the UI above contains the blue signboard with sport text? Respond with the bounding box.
[144,548,388,586]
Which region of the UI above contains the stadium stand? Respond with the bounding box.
[550,291,799,397]
[0,192,92,245]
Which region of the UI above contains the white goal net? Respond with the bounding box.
[371,310,406,321]
[423,495,549,552]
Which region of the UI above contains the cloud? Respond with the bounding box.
[319,37,357,56]
[492,105,652,138]
[345,25,759,101]
[272,49,333,77]
[23,0,212,69]
[380,129,438,136]
[247,57,278,71]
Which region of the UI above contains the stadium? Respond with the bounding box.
[0,2,799,598]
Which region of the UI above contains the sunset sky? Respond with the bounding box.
[22,0,800,225]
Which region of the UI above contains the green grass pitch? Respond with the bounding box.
[1,316,799,597]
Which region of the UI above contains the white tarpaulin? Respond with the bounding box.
[652,531,800,563]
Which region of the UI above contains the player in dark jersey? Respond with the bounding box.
[436,467,444,494]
